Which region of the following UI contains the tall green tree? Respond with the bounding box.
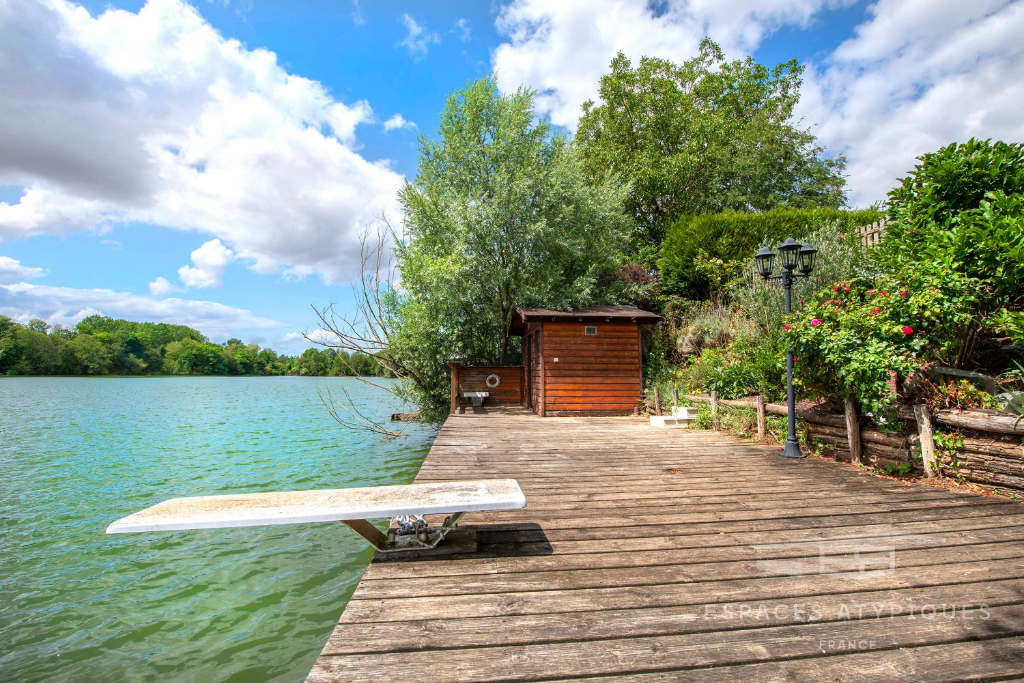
[387,76,632,421]
[576,38,847,262]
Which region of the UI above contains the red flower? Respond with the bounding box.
[811,319,822,326]
[784,324,791,330]
[880,291,888,296]
[871,308,881,313]
[902,326,913,335]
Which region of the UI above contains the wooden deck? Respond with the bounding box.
[307,408,1024,682]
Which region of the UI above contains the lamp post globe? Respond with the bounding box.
[799,243,818,276]
[754,247,776,279]
[778,237,803,270]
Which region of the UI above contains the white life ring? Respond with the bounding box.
[485,373,501,388]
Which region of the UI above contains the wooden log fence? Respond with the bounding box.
[685,393,1024,495]
[844,396,862,465]
[755,395,766,442]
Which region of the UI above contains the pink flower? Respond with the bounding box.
[871,308,881,314]
[839,234,845,239]
[843,284,850,292]
[834,285,841,292]
[900,290,908,297]
[867,290,876,296]
[784,324,791,330]
[811,319,822,326]
[902,326,913,335]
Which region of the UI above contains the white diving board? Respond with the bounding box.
[107,479,526,553]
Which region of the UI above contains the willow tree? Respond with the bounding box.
[389,76,631,421]
[576,38,847,263]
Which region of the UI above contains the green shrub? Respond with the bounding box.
[674,332,787,402]
[877,138,1024,361]
[658,207,882,299]
[695,404,712,430]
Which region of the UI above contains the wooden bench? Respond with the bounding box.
[462,390,489,407]
[106,479,526,553]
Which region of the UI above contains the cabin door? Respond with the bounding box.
[528,329,542,414]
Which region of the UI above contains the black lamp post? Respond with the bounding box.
[755,237,817,459]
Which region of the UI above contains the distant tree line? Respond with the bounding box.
[0,315,388,377]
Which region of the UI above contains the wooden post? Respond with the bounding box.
[844,396,862,464]
[653,387,662,416]
[913,404,940,478]
[710,391,718,418]
[449,362,460,414]
[756,395,766,442]
[672,388,679,411]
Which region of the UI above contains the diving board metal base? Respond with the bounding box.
[373,528,477,562]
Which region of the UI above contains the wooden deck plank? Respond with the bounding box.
[307,408,1024,682]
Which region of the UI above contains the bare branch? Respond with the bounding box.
[316,382,408,439]
[304,212,421,437]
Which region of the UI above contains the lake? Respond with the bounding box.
[0,376,434,683]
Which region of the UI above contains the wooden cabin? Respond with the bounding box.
[509,305,661,417]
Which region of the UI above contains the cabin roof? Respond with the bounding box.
[509,305,661,335]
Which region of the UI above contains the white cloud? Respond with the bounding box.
[383,114,417,133]
[0,0,403,284]
[148,276,178,296]
[0,282,283,340]
[397,13,439,60]
[455,18,471,42]
[794,0,1024,205]
[177,238,234,288]
[351,0,364,26]
[492,0,843,128]
[0,256,47,285]
[491,0,1024,206]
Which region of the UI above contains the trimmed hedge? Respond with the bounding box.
[657,208,882,299]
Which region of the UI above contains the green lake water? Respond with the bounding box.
[0,376,434,683]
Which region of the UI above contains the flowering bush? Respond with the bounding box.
[784,269,974,417]
[877,138,1024,364]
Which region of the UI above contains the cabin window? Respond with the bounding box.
[584,326,597,335]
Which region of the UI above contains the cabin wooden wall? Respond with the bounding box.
[540,321,642,416]
[457,366,523,405]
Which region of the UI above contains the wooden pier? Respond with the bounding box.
[308,408,1024,682]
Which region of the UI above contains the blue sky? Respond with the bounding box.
[1,0,1021,353]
